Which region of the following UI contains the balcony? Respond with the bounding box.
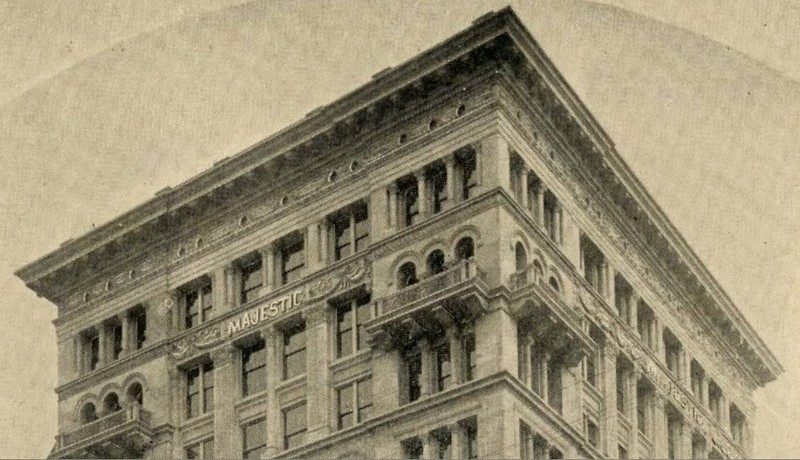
[509,263,593,366]
[51,404,153,459]
[366,259,489,349]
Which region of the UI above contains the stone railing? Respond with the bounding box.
[377,259,485,316]
[58,404,151,448]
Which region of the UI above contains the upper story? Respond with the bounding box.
[16,7,780,458]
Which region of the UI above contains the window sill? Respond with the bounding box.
[236,389,269,411]
[330,349,372,374]
[276,373,306,393]
[179,411,214,432]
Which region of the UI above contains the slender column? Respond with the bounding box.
[681,350,692,388]
[447,327,463,386]
[224,263,237,309]
[304,308,331,442]
[388,183,398,229]
[168,365,185,458]
[212,343,241,459]
[630,294,640,331]
[719,394,730,433]
[450,422,465,460]
[700,375,709,408]
[306,222,321,272]
[680,421,693,460]
[445,155,457,208]
[536,185,546,228]
[262,326,282,457]
[541,350,551,403]
[259,247,272,296]
[119,313,130,357]
[601,343,618,457]
[75,336,84,375]
[416,170,428,218]
[652,317,662,355]
[520,170,530,209]
[653,394,668,458]
[628,368,641,459]
[479,133,510,192]
[555,206,563,244]
[422,432,437,460]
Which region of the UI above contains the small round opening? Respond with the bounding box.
[128,270,136,280]
[104,281,112,291]
[177,247,186,257]
[428,119,438,131]
[349,160,360,172]
[279,196,289,206]
[456,104,466,117]
[328,171,338,183]
[195,238,204,248]
[399,133,408,144]
[239,215,249,226]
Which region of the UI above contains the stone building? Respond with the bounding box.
[16,7,781,459]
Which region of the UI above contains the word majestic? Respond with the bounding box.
[227,290,303,336]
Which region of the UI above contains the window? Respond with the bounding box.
[614,274,634,325]
[435,343,451,391]
[242,418,266,459]
[337,377,373,429]
[134,308,147,350]
[637,301,656,350]
[103,392,121,413]
[464,334,476,381]
[690,359,705,404]
[530,348,545,397]
[283,403,307,450]
[280,235,305,285]
[240,256,263,304]
[664,329,682,378]
[585,415,599,447]
[401,181,420,227]
[426,249,446,276]
[730,404,746,445]
[454,237,474,261]
[398,262,418,288]
[618,445,628,459]
[637,379,653,436]
[580,235,606,295]
[242,340,267,397]
[543,190,560,242]
[87,331,100,371]
[521,423,551,460]
[331,201,370,261]
[185,281,213,329]
[667,413,682,460]
[112,323,123,360]
[547,359,562,413]
[335,293,372,358]
[585,324,603,388]
[406,350,423,403]
[403,437,423,459]
[708,380,723,423]
[283,324,306,380]
[186,438,214,459]
[616,356,632,413]
[80,403,98,424]
[127,382,143,406]
[186,362,214,419]
[514,242,527,286]
[433,428,452,459]
[430,165,448,214]
[459,149,478,200]
[465,423,478,459]
[692,435,706,460]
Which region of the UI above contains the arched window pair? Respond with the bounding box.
[396,237,475,289]
[513,242,559,292]
[79,382,144,425]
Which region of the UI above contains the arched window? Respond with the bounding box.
[455,237,474,262]
[515,243,527,272]
[426,250,446,275]
[80,402,98,424]
[103,392,121,413]
[398,262,418,288]
[549,276,560,292]
[127,382,144,406]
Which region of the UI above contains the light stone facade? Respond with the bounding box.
[17,7,781,459]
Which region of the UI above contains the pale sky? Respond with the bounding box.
[1,1,798,458]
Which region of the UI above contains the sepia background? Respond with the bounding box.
[1,0,798,457]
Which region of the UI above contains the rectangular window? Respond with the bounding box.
[243,418,266,459]
[402,183,419,227]
[331,201,370,262]
[637,382,651,435]
[186,362,214,419]
[667,416,682,460]
[730,404,746,445]
[281,239,305,285]
[664,330,682,378]
[618,445,628,459]
[547,359,562,413]
[465,423,478,459]
[333,213,352,261]
[353,203,370,252]
[134,309,147,350]
[581,235,606,295]
[186,438,214,459]
[464,334,476,381]
[283,324,306,380]
[433,429,452,459]
[617,365,627,413]
[435,343,452,392]
[283,403,307,450]
[112,323,123,360]
[404,438,423,459]
[708,380,723,422]
[240,257,264,304]
[431,167,448,214]
[690,360,705,404]
[585,415,599,447]
[637,301,655,350]
[337,376,373,430]
[242,340,267,397]
[461,152,477,200]
[336,293,372,358]
[88,332,100,371]
[407,351,422,403]
[185,282,213,329]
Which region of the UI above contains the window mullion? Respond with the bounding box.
[351,299,359,353]
[352,381,359,423]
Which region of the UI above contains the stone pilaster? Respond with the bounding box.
[653,394,668,459]
[445,154,457,209]
[474,304,518,378]
[479,132,510,193]
[212,343,241,459]
[372,347,401,414]
[601,342,619,457]
[415,170,428,219]
[304,307,331,442]
[119,313,130,358]
[262,326,282,458]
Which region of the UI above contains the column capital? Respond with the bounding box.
[211,342,238,364]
